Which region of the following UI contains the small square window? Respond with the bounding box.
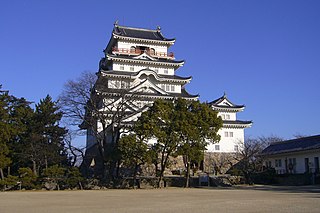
[224,132,229,137]
[164,69,168,74]
[166,85,170,91]
[275,159,282,167]
[115,81,120,88]
[171,85,175,91]
[229,132,233,137]
[234,145,238,151]
[215,145,220,151]
[130,67,134,71]
[161,85,165,90]
[226,114,230,120]
[120,66,124,70]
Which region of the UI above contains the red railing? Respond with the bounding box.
[112,47,174,58]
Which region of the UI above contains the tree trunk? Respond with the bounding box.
[7,166,10,176]
[185,160,191,188]
[158,174,164,188]
[45,155,48,170]
[32,160,37,176]
[154,162,158,176]
[116,160,121,178]
[158,163,166,188]
[133,163,139,189]
[0,168,4,180]
[78,181,83,190]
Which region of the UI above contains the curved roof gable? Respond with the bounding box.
[101,69,191,83]
[209,93,245,109]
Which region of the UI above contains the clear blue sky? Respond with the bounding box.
[1,0,320,141]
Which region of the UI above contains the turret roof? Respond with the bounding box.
[208,93,245,109]
[113,23,175,42]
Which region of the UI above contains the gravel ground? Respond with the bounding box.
[0,185,319,213]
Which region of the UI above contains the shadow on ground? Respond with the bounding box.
[233,184,320,194]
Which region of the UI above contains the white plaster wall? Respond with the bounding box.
[157,83,181,93]
[112,62,174,75]
[206,128,244,153]
[108,79,130,89]
[264,151,320,174]
[217,112,237,121]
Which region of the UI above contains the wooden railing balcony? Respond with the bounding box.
[112,47,174,59]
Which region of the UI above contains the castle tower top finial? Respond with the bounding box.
[156,26,161,31]
[223,91,227,98]
[114,20,119,27]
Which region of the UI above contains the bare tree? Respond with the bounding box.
[64,132,85,167]
[232,136,283,184]
[59,71,97,128]
[59,71,144,180]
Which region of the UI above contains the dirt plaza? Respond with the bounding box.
[0,185,319,213]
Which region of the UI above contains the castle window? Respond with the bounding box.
[161,85,165,90]
[226,114,230,120]
[229,132,233,137]
[234,145,238,151]
[224,132,229,137]
[150,48,155,55]
[130,46,136,53]
[166,85,170,91]
[120,66,124,70]
[215,145,220,151]
[115,81,120,88]
[130,66,134,71]
[275,159,282,167]
[154,69,158,73]
[121,81,127,89]
[221,114,225,120]
[171,85,175,91]
[164,69,168,74]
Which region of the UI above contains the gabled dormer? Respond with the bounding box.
[209,93,245,113]
[130,79,168,95]
[133,52,157,61]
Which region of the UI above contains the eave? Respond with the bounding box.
[222,120,253,129]
[212,106,245,112]
[107,54,184,67]
[100,70,192,84]
[95,90,198,101]
[113,33,175,45]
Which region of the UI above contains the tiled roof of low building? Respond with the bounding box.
[261,135,320,155]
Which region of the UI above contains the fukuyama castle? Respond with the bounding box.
[82,23,252,173]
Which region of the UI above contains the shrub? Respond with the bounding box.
[18,167,37,189]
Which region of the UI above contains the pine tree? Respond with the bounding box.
[0,86,13,179]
